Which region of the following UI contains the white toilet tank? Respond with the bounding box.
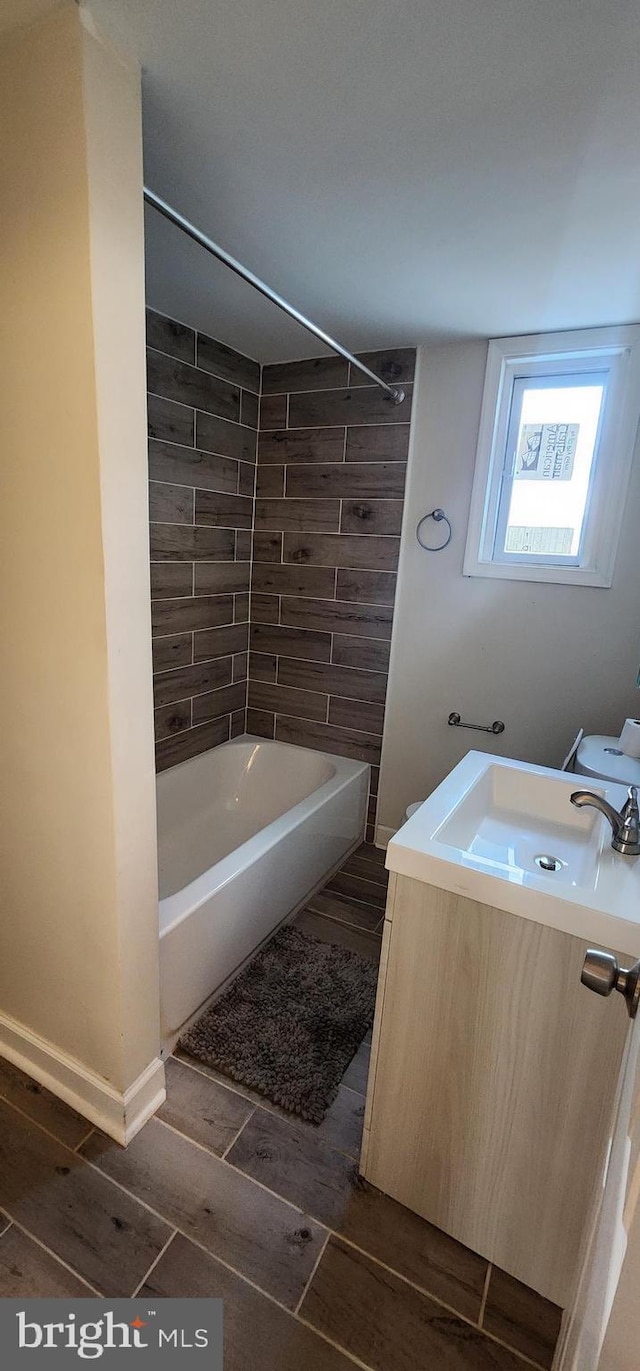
[575,734,640,786]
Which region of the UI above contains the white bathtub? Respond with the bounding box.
[157,735,369,1042]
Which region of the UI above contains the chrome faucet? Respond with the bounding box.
[570,784,640,856]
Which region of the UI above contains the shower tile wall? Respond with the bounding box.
[248,351,415,841]
[146,309,259,771]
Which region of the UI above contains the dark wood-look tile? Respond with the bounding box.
[301,1239,515,1371]
[326,870,387,910]
[283,532,400,572]
[329,697,384,735]
[152,594,234,637]
[195,490,253,529]
[253,530,284,562]
[336,567,396,605]
[251,592,280,624]
[154,658,232,709]
[146,308,195,364]
[278,658,386,705]
[150,562,194,600]
[196,332,260,393]
[341,499,404,536]
[238,457,257,495]
[263,356,349,394]
[154,700,192,742]
[234,589,250,621]
[140,1231,355,1371]
[258,427,346,464]
[194,561,251,596]
[252,562,336,600]
[149,438,238,495]
[152,632,193,674]
[260,394,288,430]
[289,385,413,429]
[281,597,393,640]
[345,423,411,462]
[0,1059,90,1150]
[82,1120,327,1309]
[342,854,388,885]
[196,410,256,463]
[147,393,195,447]
[246,708,275,738]
[350,348,416,387]
[250,652,277,682]
[256,464,286,498]
[0,1100,171,1296]
[240,389,259,429]
[233,652,248,682]
[306,891,382,933]
[254,498,341,533]
[156,717,230,771]
[368,765,380,796]
[227,1110,359,1231]
[192,682,248,725]
[147,347,240,423]
[293,911,380,962]
[341,1041,371,1095]
[235,529,253,560]
[248,680,328,723]
[194,623,249,663]
[483,1266,563,1368]
[250,623,331,662]
[150,524,235,562]
[287,462,407,500]
[275,716,381,766]
[354,841,387,866]
[149,480,194,524]
[231,707,246,737]
[332,635,391,671]
[0,1226,95,1296]
[158,1059,253,1157]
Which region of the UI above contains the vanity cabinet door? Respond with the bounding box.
[361,875,628,1308]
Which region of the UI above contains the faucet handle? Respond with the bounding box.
[623,785,639,816]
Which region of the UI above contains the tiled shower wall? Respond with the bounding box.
[146,309,259,771]
[248,352,415,841]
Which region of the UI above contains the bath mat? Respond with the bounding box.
[179,925,378,1123]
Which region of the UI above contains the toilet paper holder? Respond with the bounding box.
[448,712,505,735]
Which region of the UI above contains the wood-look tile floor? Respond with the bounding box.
[0,844,562,1370]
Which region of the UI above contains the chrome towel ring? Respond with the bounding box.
[416,508,452,552]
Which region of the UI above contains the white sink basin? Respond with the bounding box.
[387,752,640,956]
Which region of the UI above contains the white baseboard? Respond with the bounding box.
[0,1010,165,1146]
[375,824,395,848]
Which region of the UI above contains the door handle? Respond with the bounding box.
[581,950,640,1019]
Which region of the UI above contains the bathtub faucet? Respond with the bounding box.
[570,784,640,857]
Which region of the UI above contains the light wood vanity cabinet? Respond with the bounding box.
[361,873,628,1307]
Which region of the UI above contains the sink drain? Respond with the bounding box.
[534,854,565,873]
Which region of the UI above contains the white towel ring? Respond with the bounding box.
[416,508,452,552]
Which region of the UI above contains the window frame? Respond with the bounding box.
[463,326,640,587]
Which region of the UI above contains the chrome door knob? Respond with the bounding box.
[582,950,640,1018]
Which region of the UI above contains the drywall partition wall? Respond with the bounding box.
[0,2,163,1141]
[377,342,640,838]
[247,352,416,841]
[147,309,259,769]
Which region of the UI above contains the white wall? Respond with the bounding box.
[0,1,163,1140]
[378,341,640,834]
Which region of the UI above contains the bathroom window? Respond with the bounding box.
[464,326,640,586]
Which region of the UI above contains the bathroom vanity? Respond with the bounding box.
[361,753,639,1308]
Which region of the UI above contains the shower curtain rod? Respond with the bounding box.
[143,187,405,405]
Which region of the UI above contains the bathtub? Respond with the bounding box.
[157,735,369,1042]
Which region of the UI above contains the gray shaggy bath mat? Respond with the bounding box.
[179,925,378,1123]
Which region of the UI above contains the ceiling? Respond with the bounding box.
[84,0,640,362]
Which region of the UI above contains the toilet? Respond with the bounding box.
[572,734,640,788]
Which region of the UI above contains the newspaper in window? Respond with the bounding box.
[514,423,578,480]
[505,526,574,555]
